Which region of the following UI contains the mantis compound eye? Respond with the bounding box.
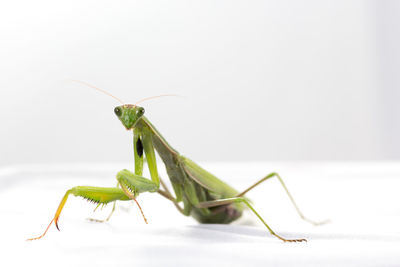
[114,107,122,117]
[138,107,145,115]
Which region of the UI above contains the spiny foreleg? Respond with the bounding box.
[27,186,130,240]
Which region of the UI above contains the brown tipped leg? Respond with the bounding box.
[236,172,328,226]
[27,189,73,241]
[198,197,307,243]
[119,183,148,224]
[27,219,55,241]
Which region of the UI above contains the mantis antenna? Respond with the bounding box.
[134,94,180,106]
[70,80,125,104]
[70,80,178,106]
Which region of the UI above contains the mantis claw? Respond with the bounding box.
[55,218,60,231]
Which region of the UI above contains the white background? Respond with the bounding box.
[2,2,400,266]
[1,0,399,166]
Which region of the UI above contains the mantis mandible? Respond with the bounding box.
[29,84,325,242]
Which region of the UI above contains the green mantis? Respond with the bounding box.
[29,90,324,242]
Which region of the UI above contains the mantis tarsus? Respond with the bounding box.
[29,88,325,242]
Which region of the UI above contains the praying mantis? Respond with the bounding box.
[29,84,325,242]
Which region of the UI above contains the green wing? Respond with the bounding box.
[181,156,239,199]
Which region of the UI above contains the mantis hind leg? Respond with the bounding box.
[197,197,306,243]
[236,172,328,226]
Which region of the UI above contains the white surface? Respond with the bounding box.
[1,162,400,266]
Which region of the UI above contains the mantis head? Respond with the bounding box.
[68,81,177,130]
[114,104,145,130]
